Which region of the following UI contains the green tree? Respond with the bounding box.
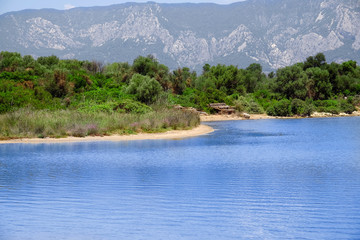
[303,53,326,70]
[275,64,308,100]
[305,67,332,100]
[82,60,104,74]
[104,62,131,83]
[266,99,292,116]
[126,74,162,104]
[340,60,357,75]
[132,55,170,90]
[37,55,59,67]
[22,55,36,69]
[290,98,313,116]
[0,51,23,71]
[244,63,264,93]
[170,67,194,95]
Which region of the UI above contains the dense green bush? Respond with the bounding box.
[290,99,313,116]
[314,100,340,113]
[126,74,163,104]
[234,96,263,114]
[339,100,356,114]
[0,81,34,113]
[114,99,152,114]
[266,99,292,116]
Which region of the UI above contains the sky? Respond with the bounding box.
[0,0,245,15]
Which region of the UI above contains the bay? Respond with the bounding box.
[1,117,360,239]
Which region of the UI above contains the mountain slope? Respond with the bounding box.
[0,0,359,71]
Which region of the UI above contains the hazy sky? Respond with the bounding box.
[0,0,246,15]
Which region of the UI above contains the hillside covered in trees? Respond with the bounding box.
[0,51,359,139]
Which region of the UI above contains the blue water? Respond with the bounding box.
[1,117,360,239]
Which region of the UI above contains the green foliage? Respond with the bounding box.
[104,62,132,83]
[234,96,264,114]
[0,52,359,120]
[0,52,23,71]
[0,71,37,82]
[266,99,292,116]
[71,87,129,105]
[339,100,356,114]
[305,67,332,100]
[290,99,313,116]
[82,60,104,74]
[0,81,32,113]
[132,55,170,90]
[67,71,89,90]
[244,63,265,93]
[340,60,357,75]
[37,55,60,67]
[75,99,152,114]
[312,99,354,114]
[126,74,163,104]
[275,64,308,100]
[169,88,200,109]
[170,67,196,94]
[45,69,71,98]
[303,53,326,70]
[114,99,152,114]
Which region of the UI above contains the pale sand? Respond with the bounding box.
[200,111,360,122]
[2,111,359,144]
[200,114,276,122]
[0,125,214,144]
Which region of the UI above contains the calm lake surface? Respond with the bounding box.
[1,117,360,239]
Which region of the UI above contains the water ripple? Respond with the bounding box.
[1,117,360,239]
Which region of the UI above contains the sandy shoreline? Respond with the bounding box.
[1,111,359,144]
[200,111,360,122]
[200,114,275,122]
[0,124,214,144]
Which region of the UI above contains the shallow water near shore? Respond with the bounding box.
[1,117,360,239]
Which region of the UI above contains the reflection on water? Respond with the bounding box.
[1,117,360,239]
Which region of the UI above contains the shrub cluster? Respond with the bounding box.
[0,51,359,139]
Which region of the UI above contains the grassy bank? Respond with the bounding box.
[0,108,200,140]
[0,51,359,137]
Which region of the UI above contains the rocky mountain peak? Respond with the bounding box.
[0,0,359,71]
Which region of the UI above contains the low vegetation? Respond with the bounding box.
[0,108,199,139]
[0,51,359,139]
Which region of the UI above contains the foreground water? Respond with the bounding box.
[1,117,360,239]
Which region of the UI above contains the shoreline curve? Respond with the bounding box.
[0,124,214,144]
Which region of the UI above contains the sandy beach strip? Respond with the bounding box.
[0,124,214,144]
[1,111,359,144]
[200,114,276,122]
[200,111,360,122]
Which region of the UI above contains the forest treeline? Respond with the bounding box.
[0,51,359,138]
[1,51,359,115]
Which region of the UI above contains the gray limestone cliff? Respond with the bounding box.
[0,0,359,71]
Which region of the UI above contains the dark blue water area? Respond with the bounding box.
[1,117,360,239]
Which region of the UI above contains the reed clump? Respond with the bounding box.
[0,108,200,140]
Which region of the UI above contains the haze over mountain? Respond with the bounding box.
[0,0,359,71]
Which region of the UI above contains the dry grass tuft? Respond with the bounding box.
[0,108,200,139]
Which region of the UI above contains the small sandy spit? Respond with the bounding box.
[0,125,214,144]
[1,111,359,144]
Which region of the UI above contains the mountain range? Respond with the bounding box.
[0,0,359,71]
